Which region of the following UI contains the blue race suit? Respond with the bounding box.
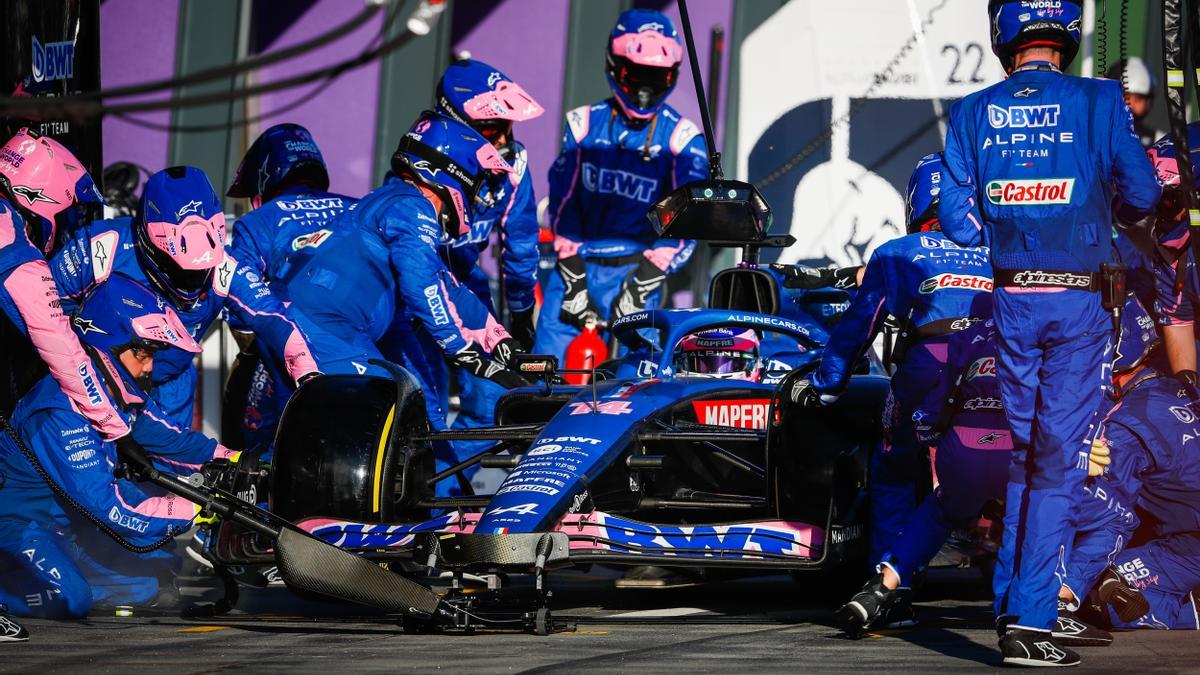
[534,100,709,359]
[812,231,993,563]
[939,61,1160,632]
[47,217,319,429]
[1064,372,1200,629]
[887,319,1010,586]
[440,141,540,467]
[285,175,510,495]
[0,197,129,441]
[226,186,358,449]
[0,376,207,618]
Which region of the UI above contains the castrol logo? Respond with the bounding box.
[985,178,1074,205]
[918,274,994,294]
[966,356,997,380]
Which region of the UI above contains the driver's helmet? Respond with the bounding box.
[674,328,761,380]
[987,0,1082,72]
[606,8,683,120]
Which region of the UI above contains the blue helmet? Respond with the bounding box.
[905,153,943,234]
[72,273,201,408]
[134,166,227,311]
[390,111,512,237]
[435,59,544,143]
[227,123,329,202]
[988,0,1082,72]
[1113,294,1159,374]
[606,9,683,120]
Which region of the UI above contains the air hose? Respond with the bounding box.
[0,414,188,554]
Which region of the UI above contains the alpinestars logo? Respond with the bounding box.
[986,178,1074,205]
[918,274,993,294]
[987,104,1061,128]
[1009,270,1092,288]
[72,317,108,336]
[11,185,59,206]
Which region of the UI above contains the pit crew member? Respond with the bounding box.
[937,1,1160,664]
[1056,297,1200,636]
[426,58,543,466]
[224,123,356,449]
[0,128,130,445]
[836,316,1008,638]
[535,8,709,360]
[1147,124,1200,379]
[794,153,993,568]
[47,165,319,429]
[0,275,207,620]
[281,111,525,495]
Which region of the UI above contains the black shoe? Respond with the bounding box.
[999,629,1080,667]
[1097,567,1150,623]
[881,589,918,629]
[1052,601,1112,647]
[835,573,896,639]
[0,607,28,642]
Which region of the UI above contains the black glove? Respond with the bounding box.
[490,336,525,369]
[450,343,529,389]
[297,371,322,386]
[114,435,154,480]
[770,264,862,290]
[612,258,667,320]
[508,307,536,350]
[557,255,605,329]
[788,378,824,408]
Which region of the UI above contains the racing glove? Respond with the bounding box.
[1086,439,1111,477]
[115,435,155,481]
[508,307,536,351]
[449,343,529,389]
[769,264,862,290]
[789,378,837,408]
[557,255,604,329]
[613,258,667,321]
[490,336,525,369]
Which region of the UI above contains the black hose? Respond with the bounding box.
[1119,0,1129,93]
[0,414,186,554]
[1096,0,1108,78]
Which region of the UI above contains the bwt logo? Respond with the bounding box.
[987,104,1060,129]
[31,36,75,83]
[78,364,103,406]
[423,285,449,325]
[581,164,658,202]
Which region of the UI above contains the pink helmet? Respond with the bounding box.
[0,128,104,252]
[674,328,761,381]
[134,166,227,309]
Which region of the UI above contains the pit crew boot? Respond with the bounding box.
[881,588,918,629]
[999,628,1080,667]
[835,573,896,639]
[0,606,28,642]
[1097,567,1149,623]
[1052,600,1112,647]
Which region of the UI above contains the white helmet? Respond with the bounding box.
[1109,57,1153,97]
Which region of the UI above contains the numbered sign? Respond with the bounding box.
[737,1,1004,266]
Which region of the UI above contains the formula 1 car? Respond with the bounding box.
[199,286,886,630]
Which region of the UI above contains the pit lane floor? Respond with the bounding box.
[4,567,1197,673]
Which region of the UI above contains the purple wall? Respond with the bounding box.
[255,0,385,197]
[100,0,180,171]
[452,0,570,204]
[661,0,733,151]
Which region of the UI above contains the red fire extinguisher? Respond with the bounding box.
[564,318,608,385]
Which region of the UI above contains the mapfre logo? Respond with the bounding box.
[918,274,993,294]
[985,178,1074,205]
[691,399,773,430]
[987,104,1060,128]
